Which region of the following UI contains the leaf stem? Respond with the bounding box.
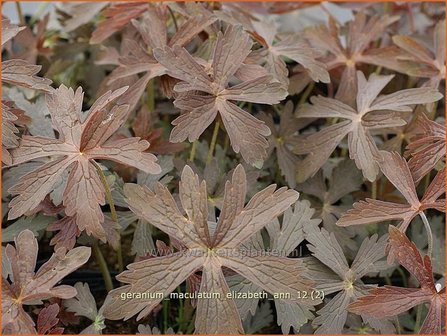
[189,141,197,162]
[419,211,433,259]
[15,2,25,26]
[395,316,402,334]
[163,298,169,333]
[384,274,392,286]
[396,266,408,288]
[92,161,123,272]
[298,82,315,106]
[146,79,155,113]
[223,134,229,155]
[168,6,178,31]
[207,120,220,164]
[177,286,184,330]
[30,2,49,25]
[414,304,423,333]
[186,311,196,334]
[371,180,377,200]
[93,241,113,292]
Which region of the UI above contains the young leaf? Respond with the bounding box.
[297,159,364,252]
[305,225,390,333]
[251,20,329,86]
[259,101,312,187]
[305,13,404,105]
[64,282,106,334]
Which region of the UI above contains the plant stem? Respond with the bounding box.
[374,66,383,75]
[93,241,113,292]
[298,82,315,106]
[177,286,184,330]
[414,304,423,333]
[423,171,431,194]
[146,79,155,113]
[189,141,197,162]
[92,161,123,272]
[30,2,49,25]
[384,274,392,286]
[163,299,169,333]
[384,1,392,14]
[186,311,196,334]
[223,134,229,154]
[419,211,433,259]
[396,266,408,288]
[167,6,178,31]
[395,316,402,334]
[371,180,377,200]
[207,120,220,164]
[15,2,25,26]
[247,102,252,114]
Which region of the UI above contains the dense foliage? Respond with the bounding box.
[1,2,445,334]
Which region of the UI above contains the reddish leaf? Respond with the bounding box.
[305,13,404,105]
[406,112,446,182]
[103,164,316,333]
[251,20,329,86]
[103,4,216,111]
[8,85,161,241]
[90,3,148,44]
[393,19,445,89]
[348,226,445,334]
[37,303,63,335]
[2,230,90,334]
[154,25,287,165]
[295,71,442,182]
[337,152,445,233]
[305,225,389,333]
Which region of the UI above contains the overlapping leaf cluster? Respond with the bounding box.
[1,2,445,335]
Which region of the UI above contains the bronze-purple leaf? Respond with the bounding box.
[337,151,445,233]
[8,85,161,241]
[348,226,445,334]
[305,225,389,333]
[259,101,312,187]
[37,303,64,335]
[2,229,90,334]
[2,25,52,93]
[102,164,317,333]
[154,25,288,166]
[2,101,22,166]
[305,13,404,105]
[103,4,217,111]
[393,19,445,90]
[294,71,442,182]
[251,20,329,86]
[406,112,446,182]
